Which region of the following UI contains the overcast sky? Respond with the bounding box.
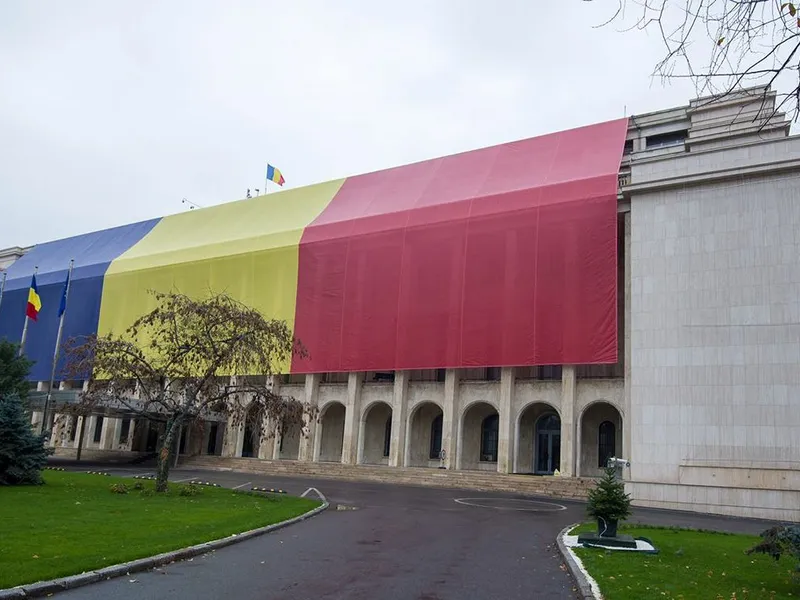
[1,1,709,247]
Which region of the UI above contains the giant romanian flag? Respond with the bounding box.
[0,119,628,379]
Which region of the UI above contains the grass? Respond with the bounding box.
[0,471,321,589]
[570,523,799,599]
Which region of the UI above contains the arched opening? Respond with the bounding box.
[408,402,443,467]
[516,403,559,474]
[460,402,499,471]
[318,402,346,462]
[361,402,393,465]
[579,402,622,477]
[534,414,561,475]
[430,414,443,460]
[241,403,262,458]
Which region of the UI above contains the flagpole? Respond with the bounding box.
[18,266,37,357]
[0,270,7,316]
[264,171,269,195]
[42,259,74,440]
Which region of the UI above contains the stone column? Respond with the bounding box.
[269,376,283,460]
[389,370,409,467]
[300,373,321,462]
[497,367,515,474]
[341,372,364,464]
[623,210,632,474]
[84,415,97,448]
[221,410,244,457]
[441,369,459,469]
[559,366,577,476]
[49,414,63,447]
[100,417,120,450]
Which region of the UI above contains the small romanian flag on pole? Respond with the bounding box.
[266,164,285,186]
[26,274,42,321]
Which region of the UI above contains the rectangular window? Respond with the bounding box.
[645,130,687,149]
[623,139,634,155]
[322,372,348,384]
[537,365,563,380]
[93,416,104,443]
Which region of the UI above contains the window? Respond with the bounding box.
[383,416,392,457]
[645,130,687,149]
[480,414,499,462]
[93,416,104,443]
[322,372,348,384]
[69,416,78,442]
[537,365,562,380]
[598,420,616,468]
[409,370,446,382]
[486,367,501,381]
[623,139,634,155]
[429,414,443,459]
[372,371,395,382]
[119,418,131,444]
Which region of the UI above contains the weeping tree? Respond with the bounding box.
[587,0,800,120]
[63,291,311,492]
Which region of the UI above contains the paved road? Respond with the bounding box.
[54,464,771,600]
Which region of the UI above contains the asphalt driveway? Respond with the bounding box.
[51,465,770,600]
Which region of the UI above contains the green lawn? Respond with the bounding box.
[571,523,799,599]
[0,471,320,589]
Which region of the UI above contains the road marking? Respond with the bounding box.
[454,497,568,512]
[301,487,327,503]
[173,476,197,483]
[232,481,252,490]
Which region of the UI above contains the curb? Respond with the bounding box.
[556,524,598,600]
[0,489,329,599]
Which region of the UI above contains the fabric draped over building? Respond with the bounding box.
[0,118,628,379]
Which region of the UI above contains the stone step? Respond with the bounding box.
[179,456,594,499]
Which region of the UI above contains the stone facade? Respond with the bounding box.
[626,91,800,521]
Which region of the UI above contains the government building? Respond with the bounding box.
[1,86,798,522]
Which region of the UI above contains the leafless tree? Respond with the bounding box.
[587,0,800,119]
[62,291,312,492]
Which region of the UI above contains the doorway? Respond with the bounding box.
[535,413,561,474]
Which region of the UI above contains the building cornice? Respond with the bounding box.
[623,156,800,195]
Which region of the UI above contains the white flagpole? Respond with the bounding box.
[43,259,74,439]
[0,270,7,316]
[264,170,269,195]
[18,266,37,357]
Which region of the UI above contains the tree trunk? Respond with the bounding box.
[76,415,86,462]
[155,417,180,492]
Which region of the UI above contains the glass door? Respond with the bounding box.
[534,414,561,474]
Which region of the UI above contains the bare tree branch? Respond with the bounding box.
[587,0,800,120]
